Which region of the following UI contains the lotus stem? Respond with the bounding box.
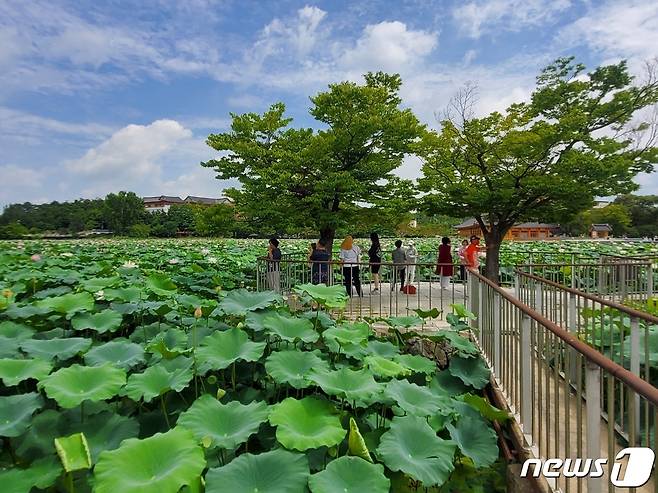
[65,472,75,493]
[160,395,171,429]
[192,321,198,398]
[231,362,236,391]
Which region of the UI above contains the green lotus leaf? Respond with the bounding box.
[71,309,123,334]
[430,371,469,397]
[394,354,436,375]
[55,432,92,472]
[269,397,346,451]
[448,356,491,389]
[81,276,120,293]
[263,313,319,344]
[146,328,190,360]
[450,303,476,320]
[377,415,456,487]
[94,427,205,493]
[364,355,410,378]
[0,321,35,341]
[177,395,269,450]
[348,417,372,462]
[265,349,329,389]
[0,322,34,357]
[3,304,50,320]
[310,367,382,403]
[124,363,193,402]
[20,337,92,362]
[0,358,52,386]
[196,328,266,373]
[244,308,279,331]
[431,330,479,356]
[293,283,348,309]
[460,393,510,422]
[0,393,43,437]
[308,456,390,493]
[16,408,138,463]
[219,289,282,316]
[364,339,400,358]
[385,379,455,417]
[323,323,370,351]
[205,449,309,493]
[447,415,499,468]
[84,339,145,370]
[414,307,441,319]
[385,315,423,328]
[103,286,142,303]
[0,456,61,493]
[39,364,126,408]
[300,310,335,329]
[71,411,140,463]
[146,272,178,296]
[36,292,94,318]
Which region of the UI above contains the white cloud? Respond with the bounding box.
[340,21,438,73]
[258,5,328,59]
[67,120,192,177]
[62,119,228,199]
[0,165,46,206]
[0,107,114,139]
[453,0,572,38]
[560,1,658,65]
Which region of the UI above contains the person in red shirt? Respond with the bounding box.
[465,235,484,271]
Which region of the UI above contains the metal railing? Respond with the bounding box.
[255,256,467,322]
[517,262,655,302]
[515,266,658,374]
[469,269,658,493]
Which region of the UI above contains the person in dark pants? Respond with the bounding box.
[392,240,406,291]
[310,240,330,284]
[368,232,382,292]
[339,235,362,297]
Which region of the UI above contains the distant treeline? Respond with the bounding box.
[0,191,463,240]
[561,195,658,238]
[0,191,236,239]
[4,191,652,240]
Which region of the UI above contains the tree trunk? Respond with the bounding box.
[483,226,505,285]
[319,227,336,257]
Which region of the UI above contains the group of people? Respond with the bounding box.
[265,233,485,296]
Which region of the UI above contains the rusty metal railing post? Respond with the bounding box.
[520,312,533,442]
[585,360,602,493]
[493,291,501,379]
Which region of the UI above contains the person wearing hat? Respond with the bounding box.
[405,240,418,286]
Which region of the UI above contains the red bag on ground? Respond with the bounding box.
[402,285,417,295]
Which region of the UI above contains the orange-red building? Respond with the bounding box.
[455,218,560,241]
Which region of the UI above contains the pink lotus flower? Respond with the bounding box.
[31,254,41,262]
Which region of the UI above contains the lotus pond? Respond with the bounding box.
[0,240,515,492]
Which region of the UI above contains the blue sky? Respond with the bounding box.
[1,0,657,207]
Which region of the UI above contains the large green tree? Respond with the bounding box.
[103,191,145,235]
[418,58,658,282]
[202,73,424,250]
[614,194,658,237]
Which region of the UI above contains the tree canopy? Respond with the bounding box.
[418,57,658,281]
[202,72,425,248]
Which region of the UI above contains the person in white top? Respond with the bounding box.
[339,235,362,297]
[405,240,418,286]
